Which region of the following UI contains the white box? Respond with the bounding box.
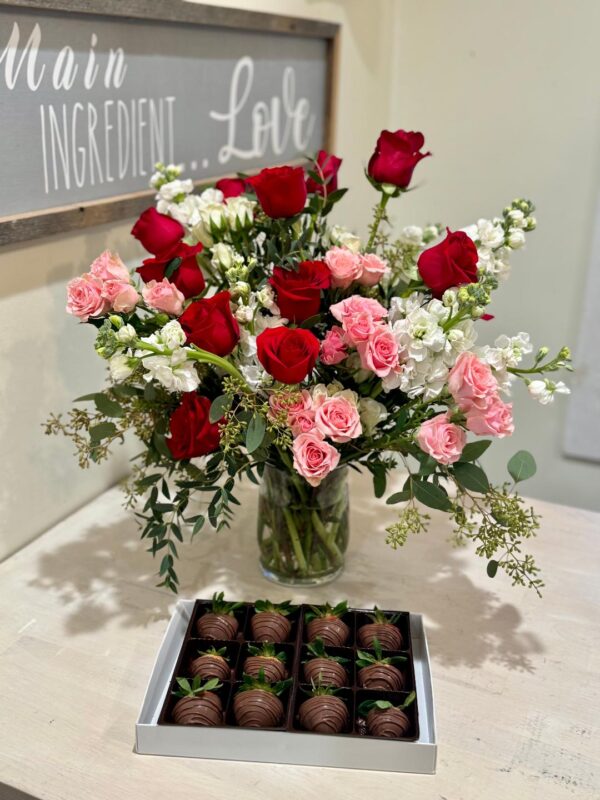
[135,600,437,774]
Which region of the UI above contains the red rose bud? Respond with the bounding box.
[256,326,320,384]
[167,393,221,460]
[179,290,240,356]
[215,177,248,198]
[368,129,430,188]
[137,241,205,299]
[418,228,479,298]
[269,261,331,323]
[248,165,307,218]
[131,207,185,255]
[306,150,342,195]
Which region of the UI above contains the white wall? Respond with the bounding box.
[391,0,600,510]
[0,0,399,560]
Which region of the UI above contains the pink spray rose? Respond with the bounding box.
[324,246,362,289]
[330,295,388,323]
[466,397,514,438]
[357,253,389,287]
[416,412,466,465]
[142,278,185,316]
[315,395,362,443]
[66,274,110,321]
[321,326,348,365]
[102,280,139,313]
[268,390,315,436]
[448,351,498,411]
[292,430,340,487]
[90,250,130,283]
[356,324,400,378]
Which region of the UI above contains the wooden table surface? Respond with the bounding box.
[1,472,599,799]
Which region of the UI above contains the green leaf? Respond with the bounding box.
[111,384,139,399]
[164,256,182,280]
[299,314,322,329]
[412,479,452,511]
[153,431,172,459]
[386,490,411,505]
[192,515,205,536]
[246,414,266,454]
[459,439,492,462]
[89,421,117,442]
[487,559,499,578]
[144,383,157,402]
[93,394,125,418]
[373,469,386,499]
[209,394,232,423]
[176,677,191,694]
[507,450,537,483]
[452,462,490,494]
[73,392,102,402]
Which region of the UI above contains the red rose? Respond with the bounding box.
[257,326,320,384]
[179,290,240,356]
[167,393,221,460]
[131,207,185,255]
[137,241,205,299]
[248,165,307,218]
[269,261,331,323]
[306,150,342,195]
[368,130,430,188]
[418,228,479,297]
[215,177,247,198]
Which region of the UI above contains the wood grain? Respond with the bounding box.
[2,471,597,798]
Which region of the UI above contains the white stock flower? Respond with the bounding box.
[329,225,361,253]
[240,363,268,391]
[200,202,227,229]
[359,398,388,436]
[199,188,224,205]
[142,349,199,393]
[211,242,239,271]
[116,324,137,344]
[479,332,532,393]
[234,302,254,324]
[256,284,277,311]
[159,320,186,350]
[157,179,193,202]
[476,219,505,249]
[528,379,570,405]
[157,194,203,228]
[109,353,135,382]
[399,225,424,246]
[225,196,256,228]
[508,209,525,228]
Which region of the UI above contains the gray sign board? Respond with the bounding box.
[0,1,338,244]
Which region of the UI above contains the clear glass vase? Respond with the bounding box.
[257,464,349,586]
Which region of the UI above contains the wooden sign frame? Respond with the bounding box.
[0,0,339,246]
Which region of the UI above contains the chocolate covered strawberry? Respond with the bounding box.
[233,671,292,728]
[243,642,287,683]
[358,692,415,738]
[356,637,406,691]
[357,606,403,650]
[196,592,242,640]
[298,682,349,734]
[303,637,349,688]
[171,676,223,726]
[189,646,231,682]
[305,601,349,646]
[251,599,295,642]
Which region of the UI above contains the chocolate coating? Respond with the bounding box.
[196,612,239,640]
[250,611,292,643]
[233,689,284,728]
[243,655,287,683]
[306,617,349,647]
[303,658,348,688]
[357,622,403,650]
[172,692,223,726]
[298,695,348,734]
[366,706,411,738]
[189,654,231,682]
[358,663,404,691]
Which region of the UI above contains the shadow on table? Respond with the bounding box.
[29,484,544,672]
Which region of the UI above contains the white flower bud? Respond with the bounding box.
[109,353,135,382]
[507,209,525,228]
[116,324,137,344]
[507,228,526,249]
[160,320,186,350]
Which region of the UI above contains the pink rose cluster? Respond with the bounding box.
[324,247,389,289]
[66,251,139,321]
[270,387,363,486]
[448,352,514,438]
[142,278,185,316]
[321,295,403,383]
[416,352,514,465]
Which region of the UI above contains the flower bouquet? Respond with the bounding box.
[46,129,571,593]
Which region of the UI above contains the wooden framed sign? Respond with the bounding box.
[0,0,339,245]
